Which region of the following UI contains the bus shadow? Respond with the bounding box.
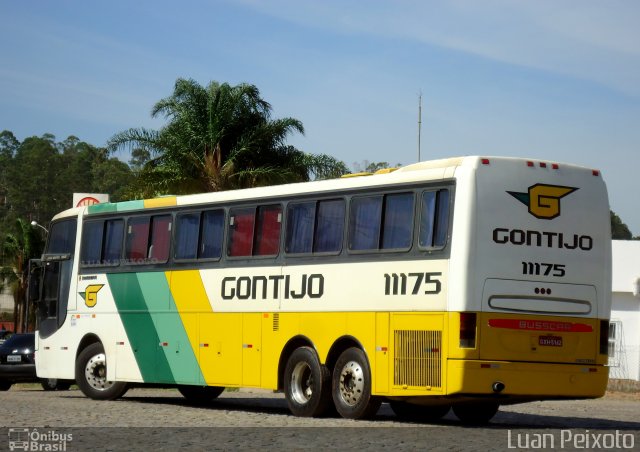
[110,393,640,430]
[120,393,292,416]
[374,409,640,431]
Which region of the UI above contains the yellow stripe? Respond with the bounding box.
[166,270,215,382]
[144,196,177,208]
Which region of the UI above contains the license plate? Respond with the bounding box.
[539,335,563,347]
[7,355,21,363]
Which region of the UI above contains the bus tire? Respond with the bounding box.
[75,342,128,400]
[0,380,11,391]
[284,347,332,417]
[389,401,450,422]
[332,347,381,419]
[452,402,499,424]
[177,385,224,403]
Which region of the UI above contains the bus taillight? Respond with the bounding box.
[459,313,477,348]
[599,320,609,355]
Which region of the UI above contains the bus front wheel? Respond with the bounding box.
[332,347,381,419]
[284,346,332,417]
[75,342,128,400]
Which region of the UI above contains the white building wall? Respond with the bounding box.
[611,240,640,381]
[610,293,640,381]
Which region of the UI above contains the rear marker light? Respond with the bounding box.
[459,312,477,348]
[552,163,559,169]
[592,170,600,176]
[527,161,534,167]
[481,158,490,165]
[539,162,547,168]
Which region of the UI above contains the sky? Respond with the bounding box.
[1,0,639,234]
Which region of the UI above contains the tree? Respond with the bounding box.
[108,78,347,196]
[611,211,633,240]
[352,160,402,173]
[0,218,44,332]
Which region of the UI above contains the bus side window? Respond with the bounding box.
[381,193,414,249]
[349,193,413,251]
[254,205,282,256]
[149,215,172,262]
[103,220,124,265]
[126,217,150,263]
[175,213,200,260]
[80,219,123,266]
[314,199,344,253]
[228,208,255,257]
[349,196,382,250]
[420,189,450,249]
[81,221,104,266]
[200,210,224,259]
[286,199,344,255]
[286,202,315,254]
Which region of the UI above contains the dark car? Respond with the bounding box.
[0,330,12,345]
[0,333,72,391]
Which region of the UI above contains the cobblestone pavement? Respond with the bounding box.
[1,386,639,451]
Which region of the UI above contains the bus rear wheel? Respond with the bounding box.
[75,342,128,400]
[389,401,450,422]
[332,347,381,419]
[452,402,499,424]
[178,385,224,403]
[284,347,332,417]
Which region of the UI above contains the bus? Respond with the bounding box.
[31,156,611,423]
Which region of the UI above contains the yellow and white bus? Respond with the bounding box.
[32,156,611,423]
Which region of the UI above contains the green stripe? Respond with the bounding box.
[116,200,145,212]
[87,200,145,215]
[137,273,203,384]
[87,203,117,214]
[107,273,174,383]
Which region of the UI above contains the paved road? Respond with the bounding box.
[1,386,638,451]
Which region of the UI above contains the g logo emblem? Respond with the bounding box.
[508,184,578,220]
[81,284,104,308]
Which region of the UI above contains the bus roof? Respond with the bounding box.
[50,155,601,220]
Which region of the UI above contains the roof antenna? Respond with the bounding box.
[417,90,422,162]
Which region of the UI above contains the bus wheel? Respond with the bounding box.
[75,342,128,400]
[0,380,11,391]
[284,347,332,417]
[332,347,381,419]
[452,402,499,424]
[389,401,450,422]
[178,385,224,404]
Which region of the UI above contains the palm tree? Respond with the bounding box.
[108,78,347,196]
[0,218,44,332]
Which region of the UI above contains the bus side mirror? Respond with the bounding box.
[28,260,42,303]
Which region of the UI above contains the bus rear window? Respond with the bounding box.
[47,219,77,254]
